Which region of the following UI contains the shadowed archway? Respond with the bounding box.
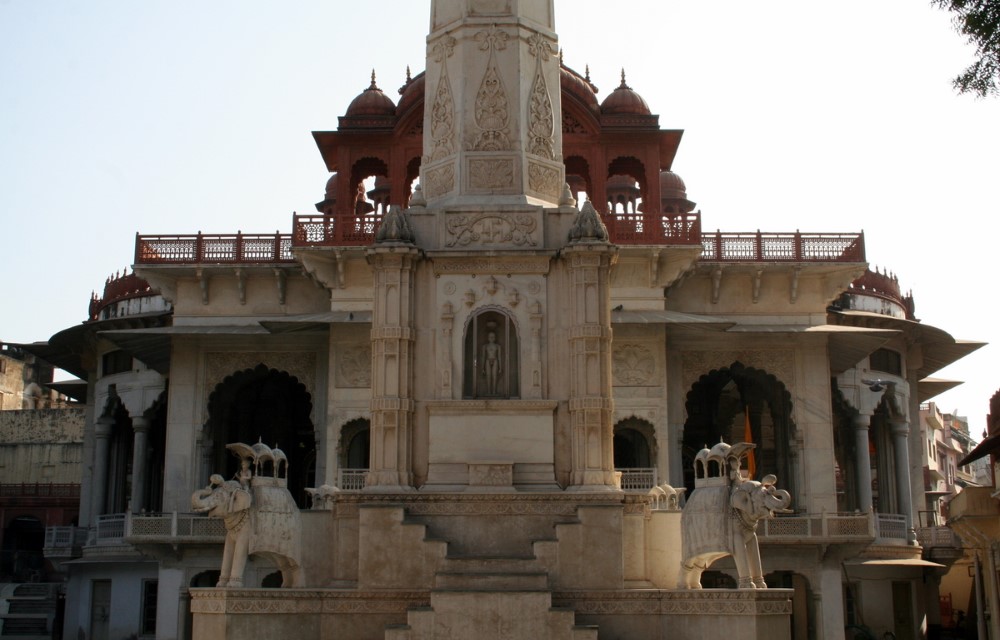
[682,362,796,498]
[207,364,316,507]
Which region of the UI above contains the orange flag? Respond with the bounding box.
[744,407,756,479]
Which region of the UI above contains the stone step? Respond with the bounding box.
[441,555,541,574]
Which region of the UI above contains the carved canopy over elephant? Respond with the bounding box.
[191,441,304,588]
[678,441,792,589]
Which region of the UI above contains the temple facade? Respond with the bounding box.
[27,1,984,639]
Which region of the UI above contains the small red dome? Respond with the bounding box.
[324,173,339,199]
[397,69,425,116]
[560,64,599,112]
[600,70,650,116]
[659,171,687,199]
[346,71,396,117]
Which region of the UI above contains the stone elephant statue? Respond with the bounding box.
[678,474,791,589]
[191,473,304,588]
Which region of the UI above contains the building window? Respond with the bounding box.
[102,350,132,376]
[869,348,902,376]
[140,580,158,636]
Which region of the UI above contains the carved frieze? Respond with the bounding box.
[551,591,793,615]
[445,212,538,247]
[612,343,657,386]
[335,344,372,388]
[562,111,587,134]
[470,26,512,151]
[431,257,551,275]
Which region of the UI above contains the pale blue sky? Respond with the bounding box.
[2,1,997,428]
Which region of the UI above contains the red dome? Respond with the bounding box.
[560,64,599,112]
[659,171,687,199]
[600,70,650,116]
[397,70,425,116]
[324,173,339,199]
[346,71,396,117]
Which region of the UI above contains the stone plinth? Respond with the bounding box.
[190,588,792,640]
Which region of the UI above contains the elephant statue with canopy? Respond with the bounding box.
[191,441,304,588]
[678,441,792,589]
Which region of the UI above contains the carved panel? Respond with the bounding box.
[469,158,514,190]
[681,350,795,395]
[526,33,556,159]
[335,344,372,388]
[445,213,538,247]
[528,161,561,197]
[427,36,457,163]
[468,463,513,486]
[562,111,586,134]
[470,27,512,151]
[612,343,657,386]
[423,163,455,199]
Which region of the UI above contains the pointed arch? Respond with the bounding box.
[206,364,316,507]
[682,361,797,498]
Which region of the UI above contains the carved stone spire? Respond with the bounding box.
[423,0,564,208]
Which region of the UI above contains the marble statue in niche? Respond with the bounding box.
[464,310,519,398]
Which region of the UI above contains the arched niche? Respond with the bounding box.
[463,309,520,399]
[339,418,371,470]
[612,417,656,468]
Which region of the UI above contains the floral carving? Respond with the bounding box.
[446,213,538,247]
[471,27,512,151]
[427,37,457,162]
[469,158,514,190]
[613,343,656,386]
[526,33,556,159]
[336,344,372,388]
[528,161,560,197]
[423,163,455,199]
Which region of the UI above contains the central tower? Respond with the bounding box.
[422,0,565,208]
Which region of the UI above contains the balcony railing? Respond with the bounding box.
[135,232,295,265]
[0,483,80,498]
[758,511,874,541]
[603,212,702,246]
[338,469,369,491]
[917,526,963,549]
[700,231,865,263]
[95,513,126,544]
[293,213,382,247]
[43,526,87,559]
[617,468,658,492]
[874,513,908,542]
[126,512,226,542]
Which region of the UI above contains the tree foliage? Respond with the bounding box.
[933,0,1000,97]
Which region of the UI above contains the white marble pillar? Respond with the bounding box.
[564,242,618,490]
[130,416,150,512]
[889,417,916,542]
[852,414,874,512]
[91,415,115,517]
[365,247,420,491]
